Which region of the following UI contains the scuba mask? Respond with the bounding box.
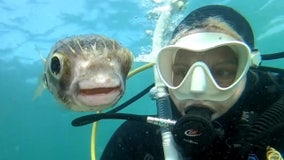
[157,32,261,101]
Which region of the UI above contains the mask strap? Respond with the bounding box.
[261,51,284,60]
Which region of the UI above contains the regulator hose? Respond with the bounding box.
[256,66,284,75]
[261,51,284,60]
[245,97,284,148]
[72,113,147,126]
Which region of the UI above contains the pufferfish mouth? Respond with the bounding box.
[75,78,124,111]
[79,86,121,95]
[75,83,123,111]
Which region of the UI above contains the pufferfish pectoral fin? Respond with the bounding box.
[33,47,48,100]
[33,73,48,100]
[35,45,47,64]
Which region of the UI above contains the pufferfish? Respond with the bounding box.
[42,34,133,111]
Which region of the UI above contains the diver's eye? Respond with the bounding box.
[51,56,61,75]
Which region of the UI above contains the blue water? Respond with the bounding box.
[1,0,284,159]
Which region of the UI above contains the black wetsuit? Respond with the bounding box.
[101,69,284,160]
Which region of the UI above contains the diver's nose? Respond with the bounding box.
[190,66,207,93]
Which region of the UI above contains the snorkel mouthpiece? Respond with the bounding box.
[172,107,216,154]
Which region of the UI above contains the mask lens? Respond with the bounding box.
[172,46,239,88]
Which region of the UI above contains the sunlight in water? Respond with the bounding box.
[136,0,188,63]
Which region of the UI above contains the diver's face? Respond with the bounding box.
[169,47,247,120]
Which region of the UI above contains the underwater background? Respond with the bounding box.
[1,0,284,159]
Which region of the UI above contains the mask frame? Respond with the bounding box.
[157,32,261,101]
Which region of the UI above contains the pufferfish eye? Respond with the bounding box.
[51,56,61,74]
[49,53,65,78]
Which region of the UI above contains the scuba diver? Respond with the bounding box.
[97,5,284,160]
